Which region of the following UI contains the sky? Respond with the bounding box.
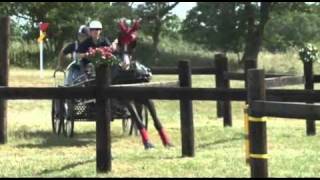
[132,2,197,20]
[171,2,197,20]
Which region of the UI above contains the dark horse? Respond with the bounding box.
[111,18,173,149]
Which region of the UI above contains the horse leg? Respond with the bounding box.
[134,101,148,129]
[142,99,173,147]
[126,100,154,149]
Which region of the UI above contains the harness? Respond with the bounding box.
[66,40,79,70]
[73,40,79,63]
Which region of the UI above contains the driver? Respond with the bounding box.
[76,20,117,74]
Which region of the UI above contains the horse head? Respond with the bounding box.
[117,18,141,70]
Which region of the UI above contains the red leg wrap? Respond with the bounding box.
[159,128,171,145]
[139,128,149,144]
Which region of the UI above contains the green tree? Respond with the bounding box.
[162,14,182,39]
[181,2,246,55]
[13,2,111,53]
[1,2,113,66]
[182,2,274,63]
[135,2,179,63]
[98,2,135,40]
[181,2,320,62]
[241,2,273,62]
[264,3,320,52]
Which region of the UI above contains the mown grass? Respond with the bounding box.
[2,54,320,177]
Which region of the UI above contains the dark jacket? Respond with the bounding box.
[77,36,112,65]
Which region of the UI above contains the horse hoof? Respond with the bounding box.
[144,142,155,149]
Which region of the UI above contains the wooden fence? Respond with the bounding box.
[247,69,320,178]
[151,55,310,129]
[1,16,320,176]
[0,58,248,173]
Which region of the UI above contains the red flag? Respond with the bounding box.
[37,22,49,43]
[39,22,49,32]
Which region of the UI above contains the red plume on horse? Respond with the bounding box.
[117,18,141,70]
[118,18,140,45]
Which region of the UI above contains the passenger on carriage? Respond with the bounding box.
[56,25,90,85]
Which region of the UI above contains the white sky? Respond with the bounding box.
[171,2,197,20]
[132,2,197,20]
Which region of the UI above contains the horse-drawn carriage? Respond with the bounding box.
[51,60,151,138]
[51,18,173,149]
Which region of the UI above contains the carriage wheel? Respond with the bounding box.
[63,100,75,138]
[51,99,64,135]
[122,118,130,134]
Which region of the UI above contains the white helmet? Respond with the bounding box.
[89,20,102,29]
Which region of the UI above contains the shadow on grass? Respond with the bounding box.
[36,158,96,176]
[197,136,244,149]
[14,129,133,149]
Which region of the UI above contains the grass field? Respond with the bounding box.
[1,66,320,177]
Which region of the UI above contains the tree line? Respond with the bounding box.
[1,2,319,67]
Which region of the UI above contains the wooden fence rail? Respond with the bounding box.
[266,89,320,102]
[313,75,320,83]
[250,100,320,119]
[224,72,294,81]
[265,76,304,88]
[4,86,320,102]
[151,67,216,74]
[0,86,247,101]
[247,69,320,178]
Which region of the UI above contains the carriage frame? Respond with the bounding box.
[51,64,148,137]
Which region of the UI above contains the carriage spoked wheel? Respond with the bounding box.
[122,118,139,136]
[63,100,75,138]
[122,118,131,134]
[52,70,66,135]
[51,99,64,135]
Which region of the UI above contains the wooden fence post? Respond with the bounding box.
[214,54,232,126]
[215,54,223,118]
[247,69,268,178]
[244,104,250,164]
[95,64,112,172]
[303,61,316,135]
[244,59,258,165]
[0,16,10,144]
[179,60,194,157]
[244,59,257,90]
